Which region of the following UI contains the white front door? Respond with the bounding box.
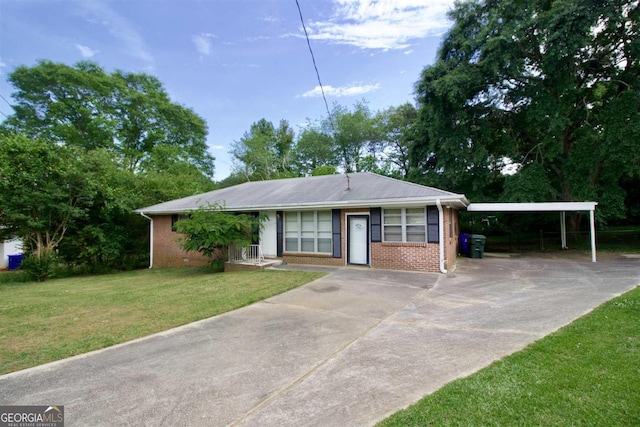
[348,216,369,265]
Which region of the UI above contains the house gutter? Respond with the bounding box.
[138,212,153,269]
[436,199,447,274]
[134,195,470,216]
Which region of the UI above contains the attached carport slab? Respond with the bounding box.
[467,202,598,262]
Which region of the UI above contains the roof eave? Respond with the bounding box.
[135,194,469,215]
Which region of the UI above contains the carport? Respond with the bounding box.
[466,202,598,262]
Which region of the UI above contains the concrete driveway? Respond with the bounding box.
[2,254,639,426]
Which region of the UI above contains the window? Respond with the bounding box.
[171,214,180,232]
[383,208,426,242]
[170,214,192,232]
[284,211,332,253]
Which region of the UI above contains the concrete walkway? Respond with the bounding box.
[1,254,638,426]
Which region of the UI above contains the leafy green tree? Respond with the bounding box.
[174,203,264,266]
[2,61,115,150]
[293,124,337,175]
[413,0,640,221]
[2,60,214,177]
[55,149,147,271]
[53,147,216,272]
[0,133,97,260]
[230,118,296,180]
[374,103,419,179]
[324,101,378,172]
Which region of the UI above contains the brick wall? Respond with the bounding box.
[152,206,460,273]
[371,242,440,272]
[152,215,212,267]
[282,253,344,267]
[281,207,459,273]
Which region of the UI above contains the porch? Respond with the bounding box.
[226,244,281,271]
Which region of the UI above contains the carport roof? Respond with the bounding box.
[136,172,469,214]
[466,201,598,263]
[467,202,597,212]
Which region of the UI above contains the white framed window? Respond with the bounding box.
[383,208,426,242]
[284,211,332,253]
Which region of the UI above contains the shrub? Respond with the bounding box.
[21,252,59,282]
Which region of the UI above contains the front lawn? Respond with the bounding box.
[0,267,324,375]
[378,285,640,426]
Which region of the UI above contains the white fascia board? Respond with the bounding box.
[136,195,469,215]
[467,202,597,212]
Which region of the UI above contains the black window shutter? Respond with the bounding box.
[370,207,382,242]
[171,214,179,232]
[426,206,439,243]
[276,211,283,257]
[332,209,341,258]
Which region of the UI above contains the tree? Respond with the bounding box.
[324,100,378,172]
[0,133,97,260]
[174,203,264,266]
[374,103,420,179]
[414,0,640,221]
[2,60,214,177]
[292,123,337,175]
[230,118,296,180]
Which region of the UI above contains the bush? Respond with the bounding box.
[208,258,225,273]
[21,253,59,282]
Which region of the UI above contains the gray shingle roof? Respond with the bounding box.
[136,172,468,214]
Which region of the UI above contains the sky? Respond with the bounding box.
[0,0,456,180]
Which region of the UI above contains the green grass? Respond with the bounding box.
[378,286,640,426]
[0,267,324,375]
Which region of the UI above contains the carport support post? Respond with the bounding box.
[560,211,567,249]
[590,209,597,263]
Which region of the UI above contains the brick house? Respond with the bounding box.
[135,172,469,273]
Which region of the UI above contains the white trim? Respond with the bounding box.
[560,211,567,249]
[139,212,153,269]
[345,212,370,267]
[467,202,597,212]
[590,210,597,263]
[136,195,469,215]
[436,199,447,274]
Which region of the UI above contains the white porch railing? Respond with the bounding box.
[228,244,264,264]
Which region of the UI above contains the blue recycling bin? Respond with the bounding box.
[8,254,24,270]
[459,233,470,256]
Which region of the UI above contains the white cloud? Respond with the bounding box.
[192,35,211,56]
[192,33,217,56]
[211,145,225,150]
[301,83,380,98]
[261,14,280,23]
[80,0,153,63]
[75,44,99,58]
[305,0,455,50]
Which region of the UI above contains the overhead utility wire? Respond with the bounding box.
[295,0,333,127]
[0,93,13,109]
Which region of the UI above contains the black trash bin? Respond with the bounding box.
[8,254,24,270]
[469,235,486,259]
[459,233,470,256]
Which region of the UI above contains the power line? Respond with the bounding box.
[0,93,13,109]
[295,0,333,128]
[0,110,7,118]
